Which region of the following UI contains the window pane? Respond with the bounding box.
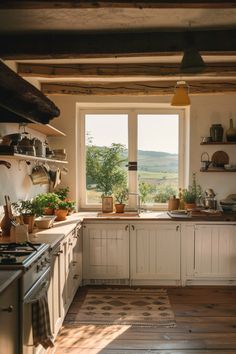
[138,114,179,206]
[85,114,128,204]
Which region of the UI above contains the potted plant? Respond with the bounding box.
[182,173,202,210]
[54,200,70,221]
[34,192,60,215]
[12,198,42,233]
[113,185,128,213]
[86,143,127,212]
[55,187,69,200]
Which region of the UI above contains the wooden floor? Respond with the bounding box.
[53,286,236,354]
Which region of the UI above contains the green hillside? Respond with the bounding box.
[138,150,178,173]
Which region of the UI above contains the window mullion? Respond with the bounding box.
[128,109,138,209]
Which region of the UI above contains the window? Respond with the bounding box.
[78,105,187,210]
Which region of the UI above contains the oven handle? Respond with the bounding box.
[24,266,50,304]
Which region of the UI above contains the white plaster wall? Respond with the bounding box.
[48,93,236,206]
[0,123,49,207]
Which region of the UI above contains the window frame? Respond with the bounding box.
[77,103,189,211]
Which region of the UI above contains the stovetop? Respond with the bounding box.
[0,242,49,269]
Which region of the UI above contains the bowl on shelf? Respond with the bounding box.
[224,164,236,170]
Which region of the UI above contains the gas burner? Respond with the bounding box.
[0,242,49,268]
[1,255,17,264]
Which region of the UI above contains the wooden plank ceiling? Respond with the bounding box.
[3,0,236,96]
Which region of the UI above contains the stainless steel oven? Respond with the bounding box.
[22,265,51,354]
[0,242,50,354]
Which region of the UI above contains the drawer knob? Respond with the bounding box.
[2,305,14,313]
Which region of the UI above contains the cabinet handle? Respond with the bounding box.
[176,225,180,231]
[1,305,14,313]
[125,225,129,231]
[73,274,79,279]
[131,225,135,231]
[56,250,63,256]
[69,242,73,246]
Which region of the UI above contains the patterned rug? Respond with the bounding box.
[67,288,176,327]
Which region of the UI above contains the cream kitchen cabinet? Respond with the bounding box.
[182,223,236,285]
[49,223,82,338]
[0,274,20,354]
[130,223,181,285]
[82,223,129,281]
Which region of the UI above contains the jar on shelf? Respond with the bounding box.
[210,124,224,142]
[226,118,236,142]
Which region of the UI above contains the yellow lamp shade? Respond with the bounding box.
[171,81,190,106]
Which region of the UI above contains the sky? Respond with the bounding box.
[86,113,179,154]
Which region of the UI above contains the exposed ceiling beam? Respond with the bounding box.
[1,29,236,60]
[17,62,236,79]
[0,60,60,124]
[41,80,236,95]
[0,1,236,9]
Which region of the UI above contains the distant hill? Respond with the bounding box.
[138,150,178,172]
[87,145,178,173]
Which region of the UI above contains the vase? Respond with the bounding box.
[210,124,224,142]
[226,118,236,142]
[115,203,125,213]
[55,209,68,221]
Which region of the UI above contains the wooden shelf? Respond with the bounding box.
[200,168,236,172]
[27,123,66,137]
[200,141,236,145]
[0,153,68,164]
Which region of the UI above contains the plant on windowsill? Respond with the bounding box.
[182,173,202,210]
[86,143,127,212]
[113,185,128,213]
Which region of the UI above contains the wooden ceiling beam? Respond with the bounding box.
[0,1,236,9]
[18,62,236,79]
[1,29,236,60]
[41,80,236,95]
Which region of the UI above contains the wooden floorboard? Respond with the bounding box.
[53,286,236,354]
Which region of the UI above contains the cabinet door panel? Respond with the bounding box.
[83,223,129,279]
[131,223,180,280]
[195,225,236,277]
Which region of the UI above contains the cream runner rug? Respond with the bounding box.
[67,288,176,327]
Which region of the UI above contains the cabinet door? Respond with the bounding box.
[130,223,180,280]
[83,223,129,279]
[71,224,82,292]
[0,280,19,354]
[50,246,63,336]
[194,225,236,278]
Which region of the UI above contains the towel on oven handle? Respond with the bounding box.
[30,281,54,349]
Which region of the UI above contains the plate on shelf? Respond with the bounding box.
[211,150,229,167]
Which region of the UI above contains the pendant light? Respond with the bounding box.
[171,80,190,106]
[180,30,206,73]
[180,46,206,73]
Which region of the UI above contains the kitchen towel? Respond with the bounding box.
[31,292,54,349]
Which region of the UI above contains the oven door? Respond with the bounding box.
[22,266,51,354]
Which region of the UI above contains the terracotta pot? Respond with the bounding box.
[55,209,68,221]
[184,203,196,210]
[22,214,35,233]
[44,207,54,215]
[115,203,125,213]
